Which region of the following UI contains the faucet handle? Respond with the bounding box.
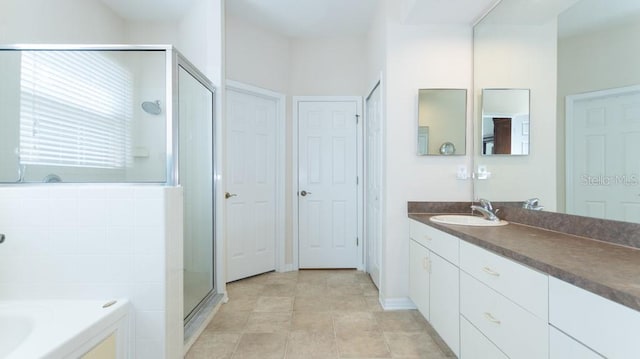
[479,198,493,211]
[523,198,539,208]
[523,198,543,210]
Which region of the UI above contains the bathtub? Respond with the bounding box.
[0,299,129,359]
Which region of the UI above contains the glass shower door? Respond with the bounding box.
[178,65,215,320]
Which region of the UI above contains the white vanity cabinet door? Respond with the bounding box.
[430,252,460,357]
[460,271,548,359]
[550,326,603,359]
[409,239,430,320]
[460,240,548,320]
[549,277,640,358]
[460,316,508,359]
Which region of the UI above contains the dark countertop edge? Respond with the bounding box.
[408,213,640,312]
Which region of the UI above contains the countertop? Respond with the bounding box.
[409,213,640,312]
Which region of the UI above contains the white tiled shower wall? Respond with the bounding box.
[0,185,183,359]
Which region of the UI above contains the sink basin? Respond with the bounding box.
[429,214,508,227]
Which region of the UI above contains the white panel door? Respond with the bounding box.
[298,100,358,268]
[225,89,277,282]
[568,87,640,222]
[365,85,382,288]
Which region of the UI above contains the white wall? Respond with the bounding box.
[290,36,367,96]
[225,15,291,94]
[0,0,125,43]
[126,22,180,45]
[380,14,474,302]
[0,186,183,359]
[473,21,558,210]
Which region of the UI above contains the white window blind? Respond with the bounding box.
[19,51,133,169]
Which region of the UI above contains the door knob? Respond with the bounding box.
[225,192,237,199]
[300,190,312,197]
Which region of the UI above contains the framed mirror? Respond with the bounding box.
[417,88,467,156]
[481,89,530,156]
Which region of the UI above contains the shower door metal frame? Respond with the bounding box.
[167,48,219,328]
[171,49,220,327]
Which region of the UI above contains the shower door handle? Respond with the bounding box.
[225,192,237,199]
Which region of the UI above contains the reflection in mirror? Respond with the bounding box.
[417,89,466,156]
[474,0,640,223]
[559,0,640,222]
[481,89,530,156]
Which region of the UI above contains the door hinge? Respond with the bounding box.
[356,114,360,124]
[356,176,359,185]
[356,237,359,246]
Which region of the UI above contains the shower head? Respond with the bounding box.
[141,100,162,115]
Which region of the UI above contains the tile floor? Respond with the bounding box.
[186,269,454,358]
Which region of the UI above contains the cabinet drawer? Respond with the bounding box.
[460,272,548,359]
[549,277,640,358]
[550,326,603,359]
[460,240,548,320]
[409,219,459,265]
[460,316,508,359]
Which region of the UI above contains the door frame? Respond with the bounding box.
[292,96,364,270]
[565,84,640,213]
[365,78,384,289]
[225,80,287,273]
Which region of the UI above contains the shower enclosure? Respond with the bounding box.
[0,45,220,330]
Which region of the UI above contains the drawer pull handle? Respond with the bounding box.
[484,312,501,324]
[424,235,432,241]
[422,257,431,272]
[482,267,500,276]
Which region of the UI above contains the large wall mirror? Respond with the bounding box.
[474,0,640,223]
[417,88,467,155]
[482,88,530,155]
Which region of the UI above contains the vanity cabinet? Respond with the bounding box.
[409,219,460,356]
[459,241,548,359]
[409,239,430,319]
[549,276,640,358]
[460,316,508,359]
[409,216,640,359]
[549,326,603,359]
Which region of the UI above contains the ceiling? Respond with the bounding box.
[227,0,497,38]
[403,0,497,25]
[99,0,497,38]
[226,0,376,38]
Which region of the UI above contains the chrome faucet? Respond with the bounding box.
[471,199,500,221]
[522,198,544,211]
[479,198,493,211]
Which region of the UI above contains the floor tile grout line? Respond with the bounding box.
[188,270,449,358]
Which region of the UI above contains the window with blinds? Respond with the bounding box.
[19,51,133,169]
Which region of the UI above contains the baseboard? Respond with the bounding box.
[380,297,417,311]
[279,263,295,272]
